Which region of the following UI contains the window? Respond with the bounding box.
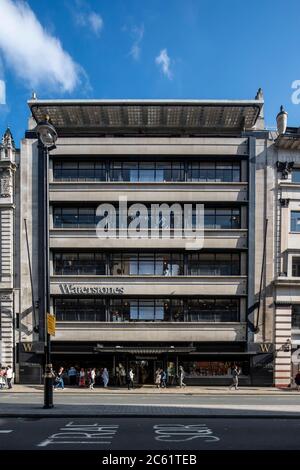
[187,161,240,182]
[180,361,249,378]
[292,258,300,277]
[110,253,184,276]
[292,306,300,329]
[54,253,106,275]
[291,212,300,232]
[203,208,241,229]
[53,160,106,181]
[186,298,239,322]
[53,207,102,228]
[109,299,170,321]
[53,205,241,231]
[55,298,106,321]
[110,161,185,182]
[292,170,300,183]
[188,253,240,275]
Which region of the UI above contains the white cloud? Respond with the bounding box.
[73,0,103,36]
[0,0,82,92]
[88,12,103,35]
[129,24,144,61]
[155,49,172,79]
[0,80,5,105]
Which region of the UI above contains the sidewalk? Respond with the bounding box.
[1,384,298,395]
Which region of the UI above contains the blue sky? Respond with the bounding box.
[0,0,300,145]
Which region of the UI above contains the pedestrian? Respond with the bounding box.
[295,372,300,391]
[79,368,86,387]
[179,365,186,388]
[68,366,77,386]
[54,366,65,390]
[0,367,7,389]
[119,363,126,385]
[89,368,96,390]
[155,368,161,388]
[6,366,13,389]
[102,367,109,388]
[127,368,134,390]
[160,369,167,388]
[229,365,240,390]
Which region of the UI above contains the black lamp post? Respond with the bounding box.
[35,116,57,409]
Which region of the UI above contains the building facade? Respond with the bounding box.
[271,121,300,387]
[16,96,279,385]
[0,129,18,370]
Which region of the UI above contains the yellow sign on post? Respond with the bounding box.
[47,314,56,336]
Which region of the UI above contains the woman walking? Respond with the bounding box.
[179,365,186,388]
[155,369,161,388]
[79,368,86,387]
[89,368,96,390]
[102,368,109,388]
[54,367,65,390]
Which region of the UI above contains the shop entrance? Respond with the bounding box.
[129,358,164,384]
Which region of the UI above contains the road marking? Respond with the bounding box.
[37,422,119,447]
[0,430,13,434]
[154,424,220,443]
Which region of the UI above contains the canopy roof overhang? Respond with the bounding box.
[28,99,263,137]
[275,127,300,149]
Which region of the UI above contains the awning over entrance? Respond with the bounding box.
[93,346,196,354]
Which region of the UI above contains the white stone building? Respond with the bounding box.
[0,128,18,369]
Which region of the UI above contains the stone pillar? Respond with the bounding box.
[274,304,292,387]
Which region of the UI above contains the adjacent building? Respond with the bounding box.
[271,119,300,387]
[0,128,18,370]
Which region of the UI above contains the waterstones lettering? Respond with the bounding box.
[59,284,124,295]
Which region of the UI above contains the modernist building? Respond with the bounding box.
[0,128,18,370]
[17,94,277,385]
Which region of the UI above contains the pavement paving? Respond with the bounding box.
[1,384,299,395]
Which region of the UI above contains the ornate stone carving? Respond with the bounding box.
[0,294,12,302]
[0,169,12,197]
[276,161,294,179]
[0,128,15,161]
[279,198,290,208]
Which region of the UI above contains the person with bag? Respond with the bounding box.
[54,366,65,390]
[229,365,240,391]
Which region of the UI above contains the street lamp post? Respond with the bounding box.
[35,116,57,409]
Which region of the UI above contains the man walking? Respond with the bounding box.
[127,368,134,390]
[6,366,13,389]
[229,365,240,390]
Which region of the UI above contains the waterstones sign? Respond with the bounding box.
[59,284,125,295]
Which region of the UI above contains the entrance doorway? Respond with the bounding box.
[129,359,164,384]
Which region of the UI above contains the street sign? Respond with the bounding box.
[47,314,56,336]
